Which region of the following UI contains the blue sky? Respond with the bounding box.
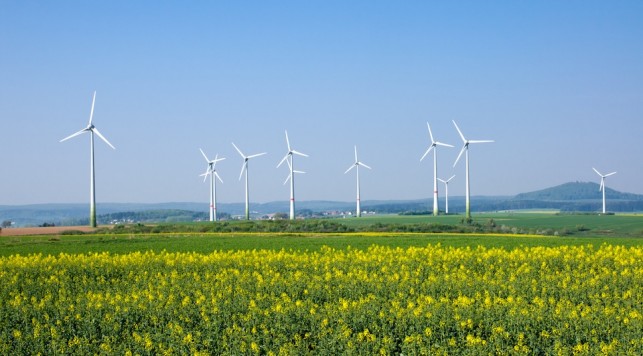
[1,1,642,205]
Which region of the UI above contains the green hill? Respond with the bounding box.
[513,182,643,201]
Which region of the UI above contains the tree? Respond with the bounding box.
[272,213,289,220]
[1,220,11,228]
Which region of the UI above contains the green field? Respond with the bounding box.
[337,212,643,236]
[2,213,642,354]
[1,212,642,257]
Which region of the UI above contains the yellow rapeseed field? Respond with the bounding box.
[1,244,642,354]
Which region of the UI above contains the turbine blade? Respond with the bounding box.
[92,128,116,149]
[359,162,372,170]
[277,154,289,168]
[88,91,96,126]
[452,120,466,142]
[453,146,466,167]
[60,128,88,142]
[469,140,494,144]
[239,163,246,181]
[420,146,433,161]
[437,178,446,183]
[200,148,210,162]
[605,171,617,177]
[436,141,454,148]
[599,179,604,191]
[345,164,355,174]
[291,150,308,157]
[285,130,291,151]
[294,170,305,174]
[231,142,245,158]
[247,152,267,159]
[354,145,358,162]
[283,174,291,185]
[427,122,435,143]
[200,171,210,182]
[215,171,224,184]
[448,175,456,182]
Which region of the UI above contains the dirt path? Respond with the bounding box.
[1,226,101,236]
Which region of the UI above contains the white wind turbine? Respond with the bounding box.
[60,91,115,228]
[420,122,453,216]
[345,146,372,218]
[452,120,494,220]
[277,130,308,220]
[437,175,456,214]
[232,142,266,220]
[199,149,225,221]
[593,167,617,214]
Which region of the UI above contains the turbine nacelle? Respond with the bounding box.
[277,130,308,168]
[593,168,616,191]
[420,122,453,161]
[232,142,266,180]
[452,120,493,167]
[345,146,372,173]
[438,175,456,184]
[60,92,115,150]
[199,149,225,182]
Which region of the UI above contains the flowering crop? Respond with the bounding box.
[1,244,642,354]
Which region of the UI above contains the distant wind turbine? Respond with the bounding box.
[345,146,372,217]
[232,142,266,220]
[452,120,494,220]
[199,149,225,221]
[437,175,456,214]
[420,122,453,216]
[593,167,617,214]
[60,91,115,228]
[277,130,308,220]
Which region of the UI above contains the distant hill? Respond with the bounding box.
[514,182,643,201]
[2,182,642,226]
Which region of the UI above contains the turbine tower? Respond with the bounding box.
[232,142,266,220]
[593,167,616,214]
[199,149,225,221]
[345,146,372,217]
[277,130,308,220]
[452,120,494,220]
[437,175,456,214]
[420,122,453,216]
[60,91,115,228]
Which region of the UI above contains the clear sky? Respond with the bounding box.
[1,1,642,205]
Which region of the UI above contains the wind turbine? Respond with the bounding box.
[232,142,266,220]
[420,122,453,216]
[437,175,456,214]
[345,146,372,217]
[60,91,115,228]
[199,149,225,221]
[277,130,308,220]
[452,120,494,220]
[593,167,617,214]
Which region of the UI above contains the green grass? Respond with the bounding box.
[2,212,641,257]
[2,232,642,257]
[337,212,643,237]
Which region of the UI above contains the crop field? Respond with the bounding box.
[1,214,642,353]
[2,243,642,354]
[336,212,643,237]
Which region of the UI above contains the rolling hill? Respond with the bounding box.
[514,182,643,201]
[1,182,642,227]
